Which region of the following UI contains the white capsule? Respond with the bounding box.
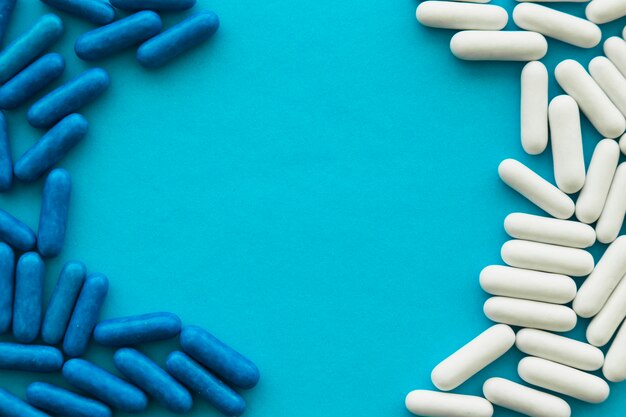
[482,377,571,417]
[589,56,626,117]
[574,236,626,318]
[415,1,508,30]
[604,36,626,78]
[504,213,595,248]
[603,319,626,382]
[405,390,493,417]
[555,59,625,138]
[516,0,589,2]
[521,61,549,155]
[450,31,548,61]
[586,0,626,24]
[518,357,610,403]
[498,159,575,219]
[596,163,626,244]
[587,276,626,346]
[621,133,626,155]
[484,297,577,332]
[501,239,594,277]
[576,139,620,224]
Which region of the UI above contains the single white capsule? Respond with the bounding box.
[483,377,571,417]
[596,163,626,244]
[521,61,549,155]
[504,213,595,248]
[405,390,493,417]
[484,297,577,332]
[603,319,626,382]
[450,31,548,61]
[587,276,626,346]
[604,36,626,78]
[501,239,594,277]
[620,133,626,155]
[589,56,626,117]
[586,0,626,24]
[416,1,508,30]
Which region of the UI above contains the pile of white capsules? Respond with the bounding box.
[408,1,626,417]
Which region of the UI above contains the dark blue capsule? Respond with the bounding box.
[0,343,63,372]
[0,111,12,191]
[75,11,162,61]
[110,0,195,11]
[37,168,71,258]
[13,252,45,343]
[0,209,36,250]
[137,11,219,68]
[27,382,112,417]
[94,312,181,347]
[0,0,16,45]
[41,0,115,25]
[0,388,51,417]
[0,243,13,333]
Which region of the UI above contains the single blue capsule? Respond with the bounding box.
[0,388,51,417]
[0,243,13,333]
[94,312,181,347]
[13,252,45,343]
[0,0,16,45]
[41,0,115,25]
[37,168,71,258]
[0,343,63,372]
[0,111,12,191]
[110,0,195,11]
[26,382,112,417]
[0,208,36,250]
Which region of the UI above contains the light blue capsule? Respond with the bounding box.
[26,382,112,417]
[63,272,108,357]
[41,260,85,345]
[110,0,195,11]
[13,252,44,343]
[63,359,148,413]
[0,111,12,191]
[0,208,36,250]
[0,343,63,372]
[0,243,13,333]
[75,11,162,61]
[94,312,181,347]
[14,113,88,183]
[137,10,219,68]
[167,351,246,416]
[41,0,115,25]
[37,168,71,258]
[0,1,16,45]
[0,53,65,109]
[27,68,109,128]
[114,348,193,413]
[0,388,51,417]
[0,14,63,83]
[180,325,260,390]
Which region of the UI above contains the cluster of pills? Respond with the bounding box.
[0,0,261,416]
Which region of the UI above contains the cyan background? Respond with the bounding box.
[0,0,624,416]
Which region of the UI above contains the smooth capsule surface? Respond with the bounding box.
[13,252,44,343]
[587,277,626,347]
[450,31,547,61]
[590,56,626,117]
[26,382,111,417]
[603,319,626,381]
[0,243,13,333]
[37,168,71,258]
[0,1,16,45]
[0,209,36,251]
[416,1,508,30]
[0,388,51,417]
[0,111,11,191]
[484,297,577,332]
[501,239,594,277]
[586,0,626,23]
[621,133,626,155]
[521,61,548,155]
[41,0,115,25]
[0,343,62,372]
[94,312,181,347]
[596,163,626,244]
[483,377,571,417]
[504,213,595,248]
[604,36,626,77]
[110,0,196,11]
[405,390,493,417]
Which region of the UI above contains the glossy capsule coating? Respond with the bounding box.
[41,0,115,25]
[590,56,626,118]
[604,36,626,77]
[110,0,196,11]
[484,297,577,332]
[0,111,12,191]
[13,252,44,343]
[405,390,493,417]
[504,213,595,248]
[521,61,548,155]
[37,168,71,258]
[596,163,626,244]
[0,1,16,45]
[0,388,51,417]
[415,2,508,30]
[586,0,626,24]
[0,243,13,333]
[94,312,181,347]
[0,343,63,372]
[501,239,594,277]
[0,209,36,251]
[588,277,626,347]
[483,378,570,417]
[26,382,111,417]
[450,31,548,61]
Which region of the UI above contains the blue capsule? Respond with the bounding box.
[63,359,148,413]
[167,351,246,416]
[0,388,51,417]
[110,0,195,11]
[37,168,71,258]
[137,11,219,68]
[0,14,64,83]
[94,312,181,347]
[14,113,88,183]
[41,260,86,345]
[0,112,12,191]
[0,343,63,372]
[75,11,162,61]
[41,0,115,25]
[0,53,65,109]
[27,68,109,128]
[0,243,13,333]
[63,272,108,357]
[114,348,193,413]
[180,325,260,389]
[13,252,44,343]
[26,382,112,417]
[0,208,36,250]
[0,0,16,45]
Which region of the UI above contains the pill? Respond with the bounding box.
[450,31,548,61]
[555,59,625,138]
[430,324,515,391]
[13,252,44,343]
[482,377,571,417]
[75,11,162,61]
[520,61,548,155]
[479,265,576,304]
[180,325,260,389]
[504,213,595,248]
[415,1,508,30]
[27,68,109,128]
[576,139,620,224]
[114,348,192,413]
[517,0,588,2]
[548,95,585,194]
[41,0,115,25]
[14,113,88,183]
[603,319,626,381]
[41,260,86,345]
[167,351,246,416]
[0,388,51,417]
[484,297,577,332]
[498,159,574,219]
[0,209,36,251]
[621,133,626,155]
[589,56,626,117]
[586,0,626,24]
[0,0,16,45]
[501,239,594,277]
[94,311,181,347]
[405,390,493,417]
[0,243,13,334]
[137,11,220,68]
[518,356,609,403]
[0,343,62,372]
[37,168,71,258]
[575,236,626,317]
[604,36,626,77]
[0,112,11,191]
[63,273,108,357]
[595,163,626,244]
[26,382,111,417]
[111,0,196,10]
[0,14,63,83]
[63,359,148,413]
[587,276,626,346]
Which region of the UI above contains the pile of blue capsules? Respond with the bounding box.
[0,1,261,416]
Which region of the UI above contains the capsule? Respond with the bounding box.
[405,390,493,417]
[482,378,571,417]
[180,325,260,389]
[37,169,71,258]
[415,2,508,30]
[111,0,196,11]
[603,319,626,381]
[431,324,515,391]
[520,61,548,155]
[484,297,577,332]
[587,277,626,347]
[94,312,181,347]
[63,273,108,357]
[0,209,36,251]
[0,53,65,110]
[590,56,626,118]
[0,14,63,83]
[0,388,51,417]
[0,1,16,45]
[137,11,220,68]
[504,213,595,248]
[27,68,109,128]
[498,159,574,219]
[604,36,626,77]
[14,114,88,183]
[114,348,192,413]
[26,382,111,417]
[586,0,626,24]
[0,243,13,334]
[13,252,44,343]
[0,343,63,372]
[41,261,86,345]
[576,139,620,224]
[621,133,626,155]
[63,359,148,413]
[596,163,626,244]
[41,0,115,25]
[0,112,11,191]
[501,239,594,277]
[75,11,162,61]
[450,31,547,61]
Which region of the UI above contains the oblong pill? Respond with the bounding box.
[484,297,577,332]
[498,159,574,219]
[0,243,13,334]
[75,11,162,61]
[504,213,595,248]
[0,112,12,191]
[13,252,44,343]
[590,56,626,117]
[0,388,51,417]
[595,163,626,244]
[0,209,36,251]
[501,239,593,277]
[415,1,508,30]
[14,113,88,183]
[603,319,626,381]
[26,382,111,417]
[114,348,192,413]
[94,312,181,347]
[405,390,493,417]
[604,36,626,77]
[587,277,626,347]
[431,324,515,391]
[0,1,16,45]
[450,31,548,61]
[110,0,196,11]
[0,343,62,372]
[621,133,626,155]
[521,61,548,155]
[41,0,115,25]
[180,325,260,389]
[137,11,220,68]
[586,0,626,24]
[482,377,571,417]
[37,168,71,258]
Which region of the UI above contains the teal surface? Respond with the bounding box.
[0,0,625,416]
